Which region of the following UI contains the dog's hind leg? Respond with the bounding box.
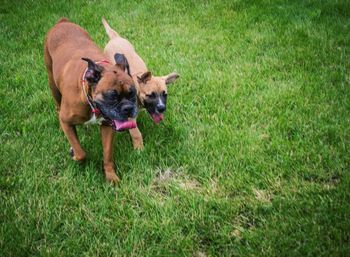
[59,118,86,162]
[49,78,61,115]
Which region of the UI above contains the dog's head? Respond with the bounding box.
[137,71,179,123]
[82,55,137,131]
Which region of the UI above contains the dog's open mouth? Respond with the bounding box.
[110,120,137,131]
[151,113,164,124]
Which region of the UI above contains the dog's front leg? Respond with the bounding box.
[59,120,86,162]
[129,119,144,150]
[100,124,120,184]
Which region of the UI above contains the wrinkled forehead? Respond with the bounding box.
[139,77,167,94]
[103,65,120,73]
[96,70,134,93]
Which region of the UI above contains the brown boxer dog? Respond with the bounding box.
[102,18,179,150]
[44,18,138,183]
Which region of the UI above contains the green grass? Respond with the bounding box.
[1,0,350,256]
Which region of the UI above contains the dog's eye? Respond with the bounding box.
[109,90,119,98]
[128,91,135,98]
[128,87,136,98]
[162,91,167,97]
[146,92,156,98]
[104,90,119,102]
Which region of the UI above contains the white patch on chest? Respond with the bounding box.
[84,114,105,125]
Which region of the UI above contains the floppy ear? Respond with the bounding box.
[81,58,103,84]
[163,72,179,85]
[114,53,131,76]
[137,71,152,84]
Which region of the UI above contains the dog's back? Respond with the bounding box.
[45,18,105,91]
[45,18,101,66]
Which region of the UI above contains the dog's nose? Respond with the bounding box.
[157,104,166,113]
[121,105,134,116]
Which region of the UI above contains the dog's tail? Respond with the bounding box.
[102,17,120,39]
[57,17,70,24]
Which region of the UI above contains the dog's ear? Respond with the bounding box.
[137,71,152,84]
[82,58,103,84]
[163,72,179,85]
[114,53,131,76]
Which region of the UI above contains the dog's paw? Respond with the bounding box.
[105,171,120,184]
[69,147,86,163]
[69,147,74,157]
[133,142,144,150]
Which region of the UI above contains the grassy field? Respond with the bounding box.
[1,0,350,256]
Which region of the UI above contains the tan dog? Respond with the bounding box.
[44,18,138,183]
[102,18,179,150]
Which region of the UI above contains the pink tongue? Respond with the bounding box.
[151,113,164,124]
[113,120,137,131]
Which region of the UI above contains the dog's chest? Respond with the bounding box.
[84,114,105,125]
